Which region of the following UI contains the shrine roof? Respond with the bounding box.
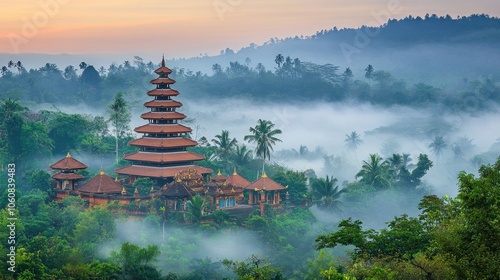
[78,171,122,194]
[50,152,87,170]
[134,124,191,134]
[123,151,205,163]
[245,173,286,191]
[129,137,198,148]
[115,165,213,178]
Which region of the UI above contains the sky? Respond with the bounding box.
[1,0,499,58]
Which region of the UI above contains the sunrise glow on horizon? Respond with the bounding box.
[1,0,499,57]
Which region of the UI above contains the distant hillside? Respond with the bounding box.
[1,14,500,110]
[177,14,500,87]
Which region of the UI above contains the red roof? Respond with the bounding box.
[150,78,175,85]
[212,170,227,182]
[115,165,213,178]
[140,112,186,120]
[50,153,87,170]
[52,172,85,180]
[162,181,194,198]
[245,173,286,191]
[129,137,198,148]
[147,89,179,97]
[78,171,122,194]
[226,171,252,188]
[154,67,173,74]
[144,100,182,108]
[154,56,174,75]
[123,151,205,163]
[135,124,192,134]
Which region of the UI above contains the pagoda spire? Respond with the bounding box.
[233,167,237,175]
[66,152,71,158]
[115,56,213,184]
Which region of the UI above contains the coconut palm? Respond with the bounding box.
[311,176,347,212]
[428,136,447,163]
[211,130,237,161]
[231,144,253,167]
[345,131,363,161]
[187,194,208,222]
[274,54,284,69]
[356,154,391,189]
[244,119,282,171]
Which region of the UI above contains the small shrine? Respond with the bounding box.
[50,152,87,190]
[245,172,286,205]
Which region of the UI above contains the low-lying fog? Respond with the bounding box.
[180,98,499,196]
[38,97,500,198]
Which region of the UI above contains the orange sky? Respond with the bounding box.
[1,0,499,57]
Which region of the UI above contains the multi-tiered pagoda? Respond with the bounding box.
[116,57,212,185]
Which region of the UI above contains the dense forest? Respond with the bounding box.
[1,53,499,113]
[1,13,500,280]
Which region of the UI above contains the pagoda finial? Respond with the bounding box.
[121,187,127,195]
[161,55,165,67]
[233,167,237,175]
[66,152,71,158]
[262,171,268,178]
[217,170,221,176]
[100,169,105,175]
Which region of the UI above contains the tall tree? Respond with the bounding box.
[365,64,374,80]
[356,154,391,189]
[311,176,347,211]
[231,144,253,167]
[211,130,237,162]
[345,131,363,161]
[244,119,282,171]
[0,99,27,161]
[428,136,447,163]
[109,92,131,162]
[275,54,284,69]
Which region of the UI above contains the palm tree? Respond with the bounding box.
[274,54,284,69]
[345,131,363,161]
[231,144,253,167]
[211,130,237,161]
[79,61,87,70]
[187,194,208,222]
[1,66,8,76]
[356,154,391,189]
[311,176,347,212]
[428,136,447,163]
[244,119,282,171]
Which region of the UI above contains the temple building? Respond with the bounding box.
[245,172,286,205]
[77,170,125,207]
[50,152,87,190]
[115,56,212,185]
[204,170,244,209]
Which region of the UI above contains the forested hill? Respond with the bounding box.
[1,14,499,111]
[179,14,500,83]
